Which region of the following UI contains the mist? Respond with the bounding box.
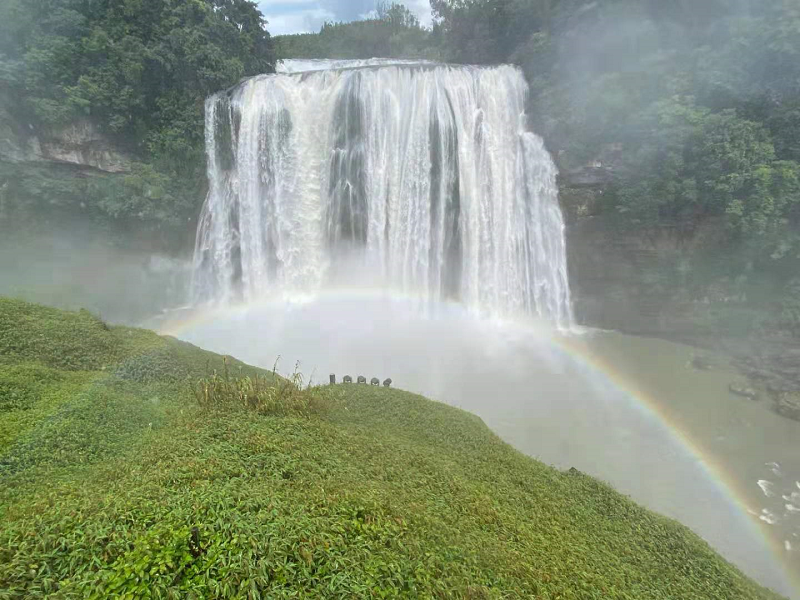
[0,218,192,325]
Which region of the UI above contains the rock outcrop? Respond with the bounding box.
[562,165,615,188]
[728,383,759,401]
[0,94,132,174]
[775,392,800,422]
[31,121,132,173]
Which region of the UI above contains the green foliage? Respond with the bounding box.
[1,380,164,474]
[274,3,437,61]
[0,297,266,378]
[196,359,333,417]
[13,0,273,140]
[609,100,800,240]
[0,298,119,371]
[0,159,202,230]
[432,0,552,65]
[0,299,783,599]
[1,0,274,229]
[87,162,201,225]
[0,363,61,412]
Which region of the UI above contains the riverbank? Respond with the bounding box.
[0,298,787,598]
[564,206,800,424]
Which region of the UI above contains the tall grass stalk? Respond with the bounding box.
[194,358,329,417]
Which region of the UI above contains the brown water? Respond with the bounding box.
[524,332,800,591]
[164,294,800,598]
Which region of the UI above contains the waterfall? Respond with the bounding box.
[192,59,573,328]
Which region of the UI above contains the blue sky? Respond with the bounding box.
[258,0,433,36]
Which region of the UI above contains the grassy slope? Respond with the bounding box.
[0,298,785,599]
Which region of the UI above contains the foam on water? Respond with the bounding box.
[760,480,777,497]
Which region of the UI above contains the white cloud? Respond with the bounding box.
[405,0,433,28]
[263,7,336,35]
[260,0,433,35]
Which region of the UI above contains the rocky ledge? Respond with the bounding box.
[1,93,132,174]
[733,346,800,422]
[775,392,800,422]
[30,120,132,173]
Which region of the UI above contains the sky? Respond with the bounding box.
[258,0,433,36]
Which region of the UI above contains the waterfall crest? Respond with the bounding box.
[193,60,573,327]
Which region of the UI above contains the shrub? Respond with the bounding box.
[195,359,331,418]
[0,363,61,411]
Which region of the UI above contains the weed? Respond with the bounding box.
[195,358,331,417]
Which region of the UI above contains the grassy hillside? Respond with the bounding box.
[0,298,785,599]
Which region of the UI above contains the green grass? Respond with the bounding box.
[0,298,786,599]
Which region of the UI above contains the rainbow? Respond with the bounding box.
[551,334,799,596]
[155,289,799,598]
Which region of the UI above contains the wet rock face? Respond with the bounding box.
[0,95,132,174]
[776,392,800,422]
[33,120,132,173]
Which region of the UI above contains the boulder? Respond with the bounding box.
[728,383,759,401]
[357,376,367,384]
[343,375,353,384]
[691,355,716,371]
[383,378,392,388]
[775,392,800,422]
[370,378,380,386]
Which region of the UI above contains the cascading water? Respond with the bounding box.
[192,59,573,328]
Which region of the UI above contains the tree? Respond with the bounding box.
[377,2,421,32]
[275,3,433,61]
[1,0,275,227]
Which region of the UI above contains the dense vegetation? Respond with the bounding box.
[431,0,800,234]
[275,3,437,60]
[0,298,785,598]
[0,0,273,232]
